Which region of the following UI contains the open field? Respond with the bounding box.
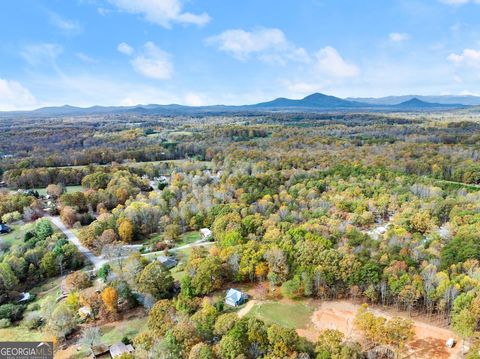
[52,159,212,170]
[0,326,48,341]
[9,185,84,196]
[99,315,147,345]
[0,222,30,246]
[177,231,201,246]
[0,277,63,342]
[248,300,315,329]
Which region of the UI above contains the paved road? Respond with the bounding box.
[48,216,107,269]
[48,215,213,269]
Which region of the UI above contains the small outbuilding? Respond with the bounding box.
[225,288,248,307]
[199,228,212,240]
[446,338,456,348]
[109,342,135,358]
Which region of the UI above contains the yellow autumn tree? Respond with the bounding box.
[118,219,134,243]
[101,287,118,312]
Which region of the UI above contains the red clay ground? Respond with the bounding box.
[297,300,462,359]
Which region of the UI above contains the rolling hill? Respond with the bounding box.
[0,93,472,117]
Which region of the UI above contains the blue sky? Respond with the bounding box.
[1,0,480,110]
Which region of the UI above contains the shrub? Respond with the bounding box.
[0,318,11,328]
[2,211,22,223]
[0,303,26,322]
[121,336,132,345]
[24,312,43,330]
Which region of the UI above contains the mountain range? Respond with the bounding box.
[0,93,477,117]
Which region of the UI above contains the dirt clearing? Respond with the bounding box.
[298,300,462,359]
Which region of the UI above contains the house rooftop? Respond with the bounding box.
[157,255,177,269]
[109,342,134,358]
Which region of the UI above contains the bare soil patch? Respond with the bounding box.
[237,300,257,318]
[302,300,462,359]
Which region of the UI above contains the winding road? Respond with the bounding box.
[48,216,107,269]
[47,215,213,269]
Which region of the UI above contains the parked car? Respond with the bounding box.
[0,224,11,234]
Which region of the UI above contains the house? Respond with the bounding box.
[199,228,212,240]
[157,255,177,269]
[0,224,11,234]
[109,342,135,358]
[225,288,248,307]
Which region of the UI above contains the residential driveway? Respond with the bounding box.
[48,216,107,269]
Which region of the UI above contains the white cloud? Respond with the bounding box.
[117,42,134,55]
[21,43,63,66]
[0,78,37,111]
[448,49,480,68]
[206,28,309,64]
[76,53,99,63]
[314,46,359,78]
[129,42,173,80]
[439,0,480,4]
[49,12,82,34]
[108,0,210,28]
[389,32,410,42]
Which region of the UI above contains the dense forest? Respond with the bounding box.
[1,111,480,358]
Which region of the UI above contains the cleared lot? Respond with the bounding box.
[300,300,461,359]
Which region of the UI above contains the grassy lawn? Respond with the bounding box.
[0,326,48,341]
[171,268,186,281]
[0,222,34,247]
[9,185,84,196]
[30,277,64,308]
[99,317,147,345]
[64,185,84,193]
[248,301,314,329]
[177,231,201,246]
[0,277,64,342]
[168,131,193,137]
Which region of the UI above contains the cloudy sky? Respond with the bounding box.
[1,0,480,110]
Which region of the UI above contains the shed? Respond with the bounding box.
[199,228,212,240]
[225,288,248,307]
[109,342,134,358]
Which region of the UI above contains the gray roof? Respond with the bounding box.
[109,342,134,358]
[226,288,246,302]
[157,255,177,269]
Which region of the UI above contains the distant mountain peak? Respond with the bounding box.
[252,92,365,109]
[394,97,463,109]
[399,98,428,105]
